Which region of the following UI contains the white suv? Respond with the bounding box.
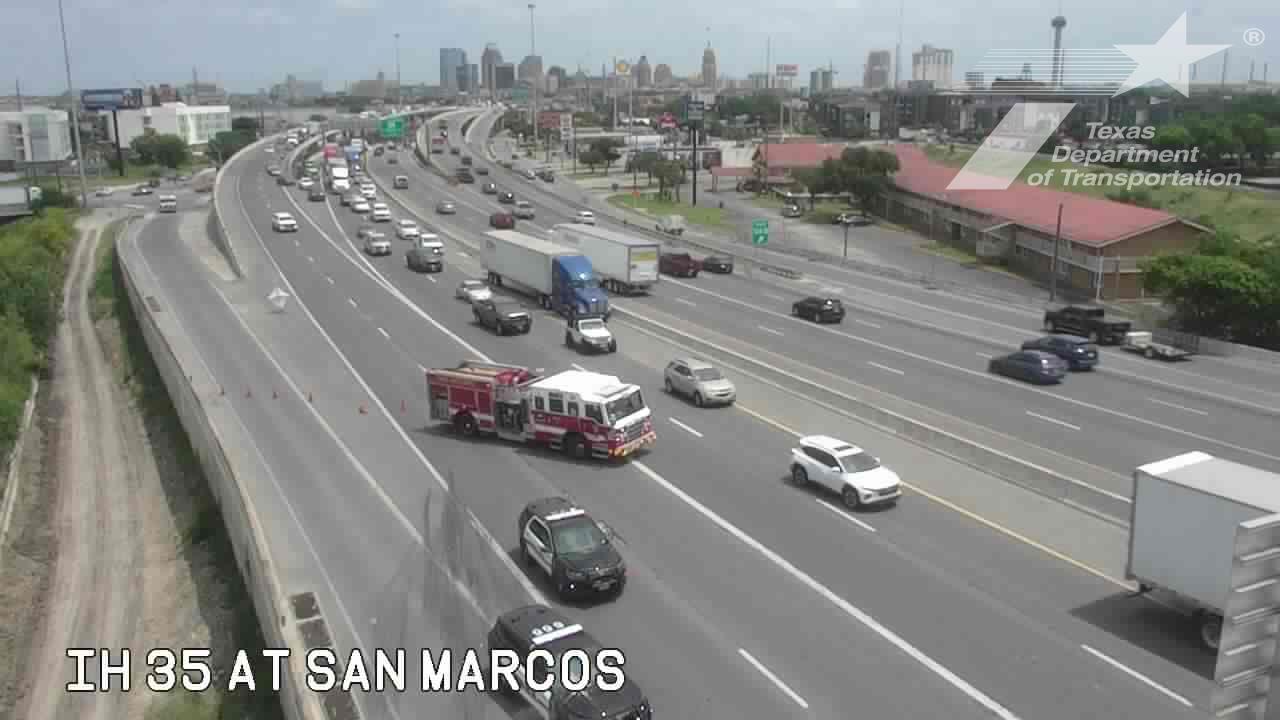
[395,219,420,240]
[513,200,536,219]
[789,435,901,509]
[360,183,377,199]
[371,203,392,222]
[573,210,595,225]
[271,212,298,232]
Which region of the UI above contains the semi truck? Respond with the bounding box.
[550,223,660,295]
[326,156,350,192]
[425,361,656,460]
[480,230,610,317]
[1127,451,1280,651]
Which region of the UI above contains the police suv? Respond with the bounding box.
[519,497,625,599]
[488,604,652,720]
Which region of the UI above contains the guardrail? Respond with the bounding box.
[115,216,326,720]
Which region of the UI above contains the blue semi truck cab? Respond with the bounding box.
[551,255,610,318]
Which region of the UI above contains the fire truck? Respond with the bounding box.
[425,361,656,460]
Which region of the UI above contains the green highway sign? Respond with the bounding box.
[380,116,405,139]
[751,219,769,245]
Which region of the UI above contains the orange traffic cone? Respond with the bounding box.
[359,404,368,415]
[400,399,407,414]
[307,391,313,403]
[219,385,225,396]
[245,387,252,398]
[273,388,279,399]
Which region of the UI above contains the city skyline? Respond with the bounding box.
[2,0,1275,94]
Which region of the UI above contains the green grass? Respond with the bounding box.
[608,193,728,228]
[747,194,857,224]
[919,241,978,263]
[922,144,1280,243]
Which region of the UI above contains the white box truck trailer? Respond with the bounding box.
[1128,451,1280,651]
[550,223,660,295]
[480,230,610,316]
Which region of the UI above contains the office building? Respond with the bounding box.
[964,71,985,90]
[0,107,73,170]
[181,82,227,105]
[109,102,231,150]
[440,48,467,92]
[481,43,503,95]
[864,50,891,89]
[494,63,516,91]
[912,44,954,88]
[810,68,834,94]
[633,56,652,88]
[654,63,673,86]
[702,45,718,89]
[519,55,544,90]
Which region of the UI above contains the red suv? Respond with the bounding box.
[659,252,701,277]
[489,212,516,229]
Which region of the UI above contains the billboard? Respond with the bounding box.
[81,88,144,111]
[775,64,799,77]
[538,111,562,130]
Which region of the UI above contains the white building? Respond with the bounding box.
[912,44,954,88]
[108,102,232,150]
[0,107,73,169]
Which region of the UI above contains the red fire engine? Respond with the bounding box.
[425,361,656,460]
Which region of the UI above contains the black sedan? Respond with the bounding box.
[792,296,845,323]
[702,254,734,274]
[307,188,326,201]
[473,299,532,335]
[1020,334,1099,370]
[988,350,1068,384]
[498,191,515,204]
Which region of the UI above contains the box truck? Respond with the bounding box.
[1127,451,1280,651]
[480,230,609,317]
[550,224,660,295]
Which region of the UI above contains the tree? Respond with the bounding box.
[1142,253,1278,346]
[1231,114,1275,171]
[207,131,254,166]
[590,139,623,172]
[150,134,190,169]
[308,113,328,122]
[579,149,605,173]
[231,117,260,135]
[653,159,686,201]
[805,146,900,210]
[627,151,660,184]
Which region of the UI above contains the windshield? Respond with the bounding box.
[551,517,607,555]
[604,389,646,424]
[838,452,881,473]
[570,276,599,290]
[692,368,723,381]
[579,319,605,332]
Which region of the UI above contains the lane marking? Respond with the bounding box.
[377,327,390,339]
[1148,397,1208,416]
[570,363,587,372]
[976,352,993,359]
[763,292,787,302]
[815,499,876,533]
[428,276,437,283]
[348,297,358,309]
[738,649,809,710]
[668,418,704,439]
[674,297,697,308]
[293,239,300,247]
[307,255,315,262]
[1080,645,1192,707]
[758,326,784,337]
[633,462,1019,719]
[457,250,469,257]
[851,318,882,328]
[326,275,334,285]
[1025,411,1080,432]
[868,361,905,376]
[417,364,427,373]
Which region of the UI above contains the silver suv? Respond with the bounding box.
[663,358,736,407]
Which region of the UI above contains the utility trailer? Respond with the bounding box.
[1127,452,1280,651]
[1121,329,1199,361]
[550,223,660,295]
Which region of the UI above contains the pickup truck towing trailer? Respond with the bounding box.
[550,223,660,295]
[1122,329,1199,361]
[425,361,656,460]
[480,230,610,316]
[1043,305,1131,345]
[1127,452,1280,651]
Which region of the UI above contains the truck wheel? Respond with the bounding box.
[564,332,573,348]
[1088,330,1100,343]
[495,322,505,336]
[664,378,675,394]
[609,340,617,353]
[453,413,478,437]
[790,465,808,486]
[1200,614,1223,650]
[520,538,533,566]
[841,486,862,510]
[1144,347,1154,359]
[694,392,704,407]
[564,434,587,460]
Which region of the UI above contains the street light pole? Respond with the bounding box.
[843,220,850,260]
[1050,202,1064,301]
[528,3,538,157]
[395,33,401,109]
[57,0,89,208]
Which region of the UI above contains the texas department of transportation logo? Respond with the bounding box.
[948,12,1234,191]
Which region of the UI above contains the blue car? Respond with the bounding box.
[988,350,1068,384]
[1020,334,1099,370]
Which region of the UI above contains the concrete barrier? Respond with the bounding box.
[115,216,326,720]
[614,306,1133,525]
[209,162,243,279]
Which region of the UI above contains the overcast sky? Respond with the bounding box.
[3,0,1276,94]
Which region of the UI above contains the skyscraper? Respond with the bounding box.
[519,55,544,90]
[911,44,954,87]
[701,44,718,89]
[494,64,516,91]
[654,63,673,86]
[440,48,466,92]
[481,43,503,97]
[810,68,834,94]
[634,56,652,87]
[864,50,891,89]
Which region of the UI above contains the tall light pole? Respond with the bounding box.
[528,3,538,154]
[57,0,89,208]
[395,33,401,108]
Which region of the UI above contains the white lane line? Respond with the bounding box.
[348,297,358,309]
[1148,397,1208,416]
[668,418,704,438]
[815,499,876,533]
[867,361,905,376]
[570,363,587,372]
[758,325,784,337]
[294,239,300,247]
[428,275,437,283]
[326,275,335,285]
[632,462,1019,720]
[674,297,697,308]
[1025,411,1080,432]
[851,318,882,328]
[457,250,469,257]
[1080,645,1192,707]
[763,292,786,302]
[738,649,808,709]
[377,327,390,339]
[417,364,427,373]
[307,255,315,262]
[975,352,993,359]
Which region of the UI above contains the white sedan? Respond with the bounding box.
[352,199,371,213]
[271,212,298,232]
[298,177,315,190]
[395,220,420,240]
[788,435,901,509]
[573,210,596,225]
[456,279,492,303]
[371,203,392,222]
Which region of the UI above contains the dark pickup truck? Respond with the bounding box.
[1043,305,1131,345]
[473,299,532,335]
[659,252,701,277]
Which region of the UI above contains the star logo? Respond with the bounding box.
[1113,12,1230,97]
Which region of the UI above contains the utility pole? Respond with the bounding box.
[1049,202,1064,301]
[395,33,402,109]
[528,3,538,156]
[57,0,89,209]
[15,79,22,111]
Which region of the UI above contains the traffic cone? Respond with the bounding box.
[273,389,279,399]
[359,404,368,415]
[400,399,407,414]
[245,387,252,398]
[307,391,313,403]
[219,385,225,396]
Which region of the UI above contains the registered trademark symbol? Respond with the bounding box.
[1243,28,1265,46]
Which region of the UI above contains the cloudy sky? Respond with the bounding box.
[3,0,1276,94]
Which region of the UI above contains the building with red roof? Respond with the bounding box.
[881,145,1209,299]
[752,142,848,179]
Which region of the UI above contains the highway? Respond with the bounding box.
[191,115,1227,718]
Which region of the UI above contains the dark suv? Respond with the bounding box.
[1020,334,1099,370]
[659,252,701,277]
[488,605,652,719]
[473,299,532,335]
[792,296,845,323]
[518,497,625,599]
